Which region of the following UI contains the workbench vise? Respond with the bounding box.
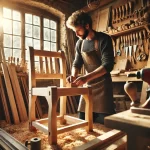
[125,68,150,108]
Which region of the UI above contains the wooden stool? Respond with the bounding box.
[28,47,93,145]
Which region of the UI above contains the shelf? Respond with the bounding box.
[111,73,142,82]
[110,23,150,37]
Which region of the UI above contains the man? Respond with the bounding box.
[66,11,115,124]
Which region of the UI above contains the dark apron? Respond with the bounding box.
[78,40,115,114]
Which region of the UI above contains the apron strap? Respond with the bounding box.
[94,39,99,51]
[81,40,85,52]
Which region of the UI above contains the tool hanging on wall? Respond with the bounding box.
[123,35,126,54]
[128,34,132,63]
[125,35,129,58]
[132,33,137,64]
[125,2,129,19]
[112,8,116,24]
[118,6,122,21]
[116,37,121,56]
[120,36,124,53]
[137,31,147,61]
[128,1,133,17]
[112,39,116,57]
[121,5,125,20]
[116,7,119,22]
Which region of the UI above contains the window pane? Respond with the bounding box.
[25,14,32,24]
[33,26,40,39]
[13,21,21,35]
[3,8,11,19]
[51,30,56,42]
[3,19,12,34]
[44,18,49,28]
[4,34,12,48]
[25,24,32,37]
[33,15,40,25]
[51,43,56,51]
[13,49,21,58]
[13,10,21,21]
[13,36,21,48]
[4,48,12,60]
[44,41,50,51]
[33,39,40,49]
[44,28,50,40]
[50,20,56,29]
[25,37,33,49]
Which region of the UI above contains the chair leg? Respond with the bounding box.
[59,96,67,124]
[29,95,37,131]
[46,87,58,145]
[47,97,57,144]
[83,93,93,132]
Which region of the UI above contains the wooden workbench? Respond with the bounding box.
[104,110,150,150]
[111,73,142,82]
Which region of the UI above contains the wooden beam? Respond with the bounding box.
[0,59,19,124]
[0,76,11,123]
[0,128,28,150]
[73,130,125,150]
[7,63,28,121]
[82,0,114,12]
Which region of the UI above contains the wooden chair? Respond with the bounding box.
[28,47,93,145]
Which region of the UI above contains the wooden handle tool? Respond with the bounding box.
[125,3,129,18]
[118,6,122,20]
[121,5,125,19]
[115,7,119,22]
[128,1,133,17]
[112,8,116,23]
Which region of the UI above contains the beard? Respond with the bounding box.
[79,29,89,40]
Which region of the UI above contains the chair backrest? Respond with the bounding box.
[28,47,66,90]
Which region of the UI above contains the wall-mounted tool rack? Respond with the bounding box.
[108,0,150,72]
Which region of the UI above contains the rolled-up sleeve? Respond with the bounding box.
[72,40,84,70]
[100,34,114,72]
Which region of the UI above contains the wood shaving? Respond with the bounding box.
[0,119,111,150]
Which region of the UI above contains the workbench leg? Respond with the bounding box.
[127,133,150,150]
[127,133,136,150]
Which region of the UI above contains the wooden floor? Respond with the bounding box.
[0,114,126,150]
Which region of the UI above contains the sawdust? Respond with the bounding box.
[0,118,111,150]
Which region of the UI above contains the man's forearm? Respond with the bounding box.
[85,65,107,82]
[71,67,79,77]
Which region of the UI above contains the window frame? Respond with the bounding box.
[0,2,60,65]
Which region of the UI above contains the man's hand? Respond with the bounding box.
[73,75,87,86]
[66,75,76,83]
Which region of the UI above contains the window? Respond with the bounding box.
[25,13,41,61]
[43,18,57,51]
[1,7,58,63]
[3,8,21,61]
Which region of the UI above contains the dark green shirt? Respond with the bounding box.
[73,32,114,73]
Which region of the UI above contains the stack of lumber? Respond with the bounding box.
[0,44,42,124]
[0,51,78,124]
[0,52,27,124]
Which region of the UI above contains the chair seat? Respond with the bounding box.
[31,86,91,96]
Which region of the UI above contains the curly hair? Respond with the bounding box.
[66,11,92,29]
